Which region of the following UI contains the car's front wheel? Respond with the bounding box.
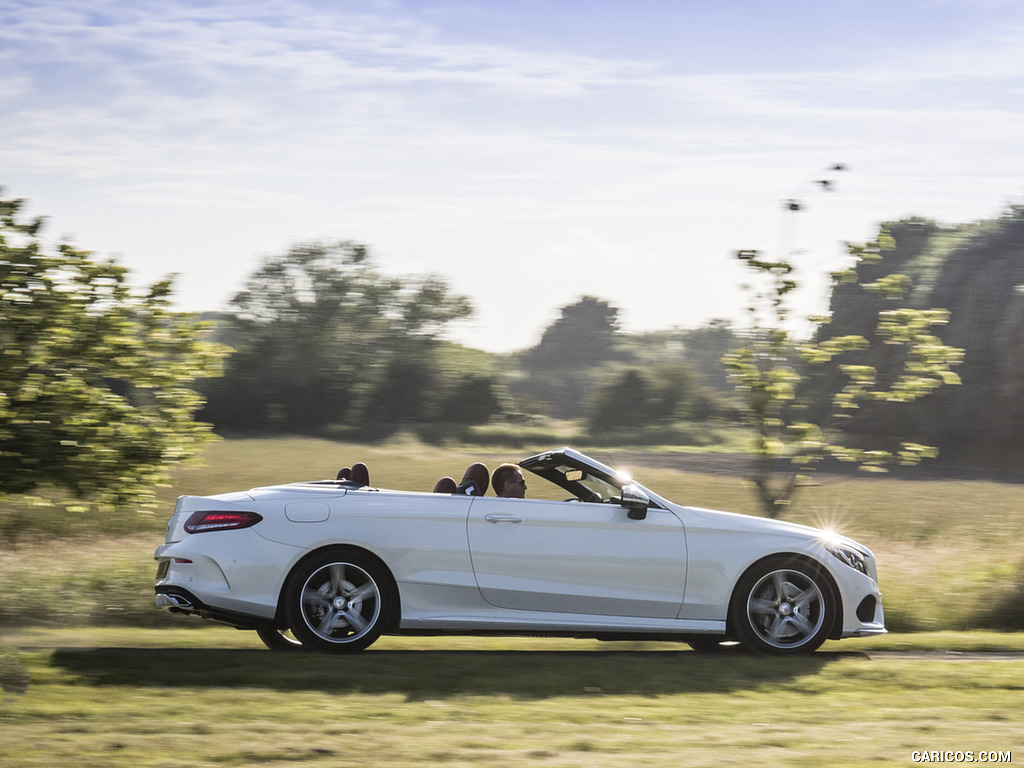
[730,557,835,654]
[284,550,391,653]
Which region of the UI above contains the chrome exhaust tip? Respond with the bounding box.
[155,593,195,610]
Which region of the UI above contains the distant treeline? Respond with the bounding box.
[199,206,1024,467]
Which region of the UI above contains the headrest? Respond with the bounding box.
[337,467,351,481]
[457,462,489,496]
[433,476,457,493]
[350,462,370,487]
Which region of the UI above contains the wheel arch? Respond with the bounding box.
[275,543,403,633]
[726,552,844,641]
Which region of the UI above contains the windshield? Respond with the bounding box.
[519,448,662,508]
[542,461,620,503]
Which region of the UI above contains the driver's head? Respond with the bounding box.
[492,463,527,498]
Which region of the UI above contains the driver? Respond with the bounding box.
[491,463,527,498]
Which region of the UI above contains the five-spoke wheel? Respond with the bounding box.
[284,550,391,653]
[731,557,835,654]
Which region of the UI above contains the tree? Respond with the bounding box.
[819,209,1024,465]
[725,217,963,519]
[527,296,623,370]
[586,362,709,433]
[0,191,228,511]
[201,241,472,433]
[677,320,741,393]
[586,369,652,431]
[439,374,503,425]
[515,296,630,418]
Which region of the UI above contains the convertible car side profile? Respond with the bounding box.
[154,447,885,654]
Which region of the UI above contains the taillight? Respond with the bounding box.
[184,510,263,534]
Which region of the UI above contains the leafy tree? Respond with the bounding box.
[586,369,652,431]
[647,361,718,421]
[819,209,1024,465]
[515,296,630,418]
[202,241,472,433]
[724,234,963,518]
[677,320,741,392]
[527,296,623,369]
[0,191,228,511]
[439,374,503,425]
[586,362,710,433]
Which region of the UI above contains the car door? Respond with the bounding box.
[467,497,687,619]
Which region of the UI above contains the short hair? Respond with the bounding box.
[491,463,522,495]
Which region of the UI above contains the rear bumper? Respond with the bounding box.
[154,532,291,624]
[154,585,272,630]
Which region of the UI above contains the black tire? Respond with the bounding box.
[729,557,836,654]
[256,627,304,651]
[283,549,391,653]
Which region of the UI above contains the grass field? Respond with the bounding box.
[1,437,1022,765]
[1,629,1021,767]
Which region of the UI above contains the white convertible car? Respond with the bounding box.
[154,447,885,654]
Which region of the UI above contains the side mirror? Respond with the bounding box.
[620,484,650,520]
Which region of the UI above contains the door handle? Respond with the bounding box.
[485,514,524,524]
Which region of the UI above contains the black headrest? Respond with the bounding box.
[350,462,370,487]
[456,462,489,496]
[433,476,457,493]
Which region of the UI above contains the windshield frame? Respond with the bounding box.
[518,447,665,509]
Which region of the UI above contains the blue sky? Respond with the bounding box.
[2,0,1023,350]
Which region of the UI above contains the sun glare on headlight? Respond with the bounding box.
[823,540,869,575]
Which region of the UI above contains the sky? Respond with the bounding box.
[2,0,1023,352]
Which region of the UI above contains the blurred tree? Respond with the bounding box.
[527,296,623,369]
[815,209,1024,465]
[0,191,228,511]
[586,369,651,431]
[586,362,711,433]
[677,320,741,392]
[515,296,630,418]
[439,374,503,425]
[202,242,472,432]
[647,361,714,421]
[725,233,963,518]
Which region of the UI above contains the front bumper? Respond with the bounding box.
[835,570,886,639]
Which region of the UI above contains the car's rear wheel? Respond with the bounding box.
[284,550,390,653]
[256,627,304,651]
[730,557,835,654]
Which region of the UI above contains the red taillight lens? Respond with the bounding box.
[183,510,263,534]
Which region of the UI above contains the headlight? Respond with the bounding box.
[825,542,868,575]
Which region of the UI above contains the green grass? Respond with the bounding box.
[2,440,1023,765]
[1,630,1021,767]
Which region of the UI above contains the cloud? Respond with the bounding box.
[0,0,661,191]
[5,0,1022,185]
[3,0,1024,350]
